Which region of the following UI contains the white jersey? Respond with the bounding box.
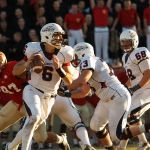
[24,42,74,94]
[122,47,150,90]
[59,64,79,89]
[80,55,126,101]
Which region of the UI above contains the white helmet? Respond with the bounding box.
[40,23,65,49]
[120,29,139,52]
[0,51,7,74]
[72,42,95,67]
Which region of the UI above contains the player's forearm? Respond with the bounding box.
[62,73,73,86]
[71,88,89,98]
[12,61,29,76]
[139,70,150,87]
[69,78,85,91]
[71,84,91,98]
[55,67,73,86]
[125,79,131,88]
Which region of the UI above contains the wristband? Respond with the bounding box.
[56,68,66,78]
[129,84,141,93]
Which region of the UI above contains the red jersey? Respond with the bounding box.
[92,6,109,26]
[64,13,85,30]
[72,97,86,106]
[144,7,150,25]
[114,67,128,85]
[118,8,138,27]
[0,61,27,107]
[85,94,100,107]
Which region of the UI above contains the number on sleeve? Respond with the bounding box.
[82,60,88,68]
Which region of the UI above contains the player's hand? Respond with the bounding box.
[57,87,71,97]
[26,54,40,69]
[52,54,60,69]
[26,56,34,70]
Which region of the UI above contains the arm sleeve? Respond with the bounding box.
[139,59,150,73]
[80,56,96,71]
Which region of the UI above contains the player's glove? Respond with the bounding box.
[30,53,45,73]
[129,84,141,93]
[57,86,71,97]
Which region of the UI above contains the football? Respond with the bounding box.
[31,53,45,74]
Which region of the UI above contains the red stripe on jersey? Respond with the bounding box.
[63,62,70,66]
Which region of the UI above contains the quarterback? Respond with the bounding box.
[8,23,74,150]
[7,23,94,150]
[0,51,72,150]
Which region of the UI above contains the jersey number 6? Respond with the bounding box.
[42,66,53,81]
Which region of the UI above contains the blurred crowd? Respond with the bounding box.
[0,0,150,149]
[0,0,150,65]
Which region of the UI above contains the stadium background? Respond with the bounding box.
[0,0,150,149]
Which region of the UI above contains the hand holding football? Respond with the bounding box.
[30,53,45,74]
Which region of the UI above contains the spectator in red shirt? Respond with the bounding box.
[64,4,87,47]
[144,0,150,51]
[111,0,141,32]
[90,0,112,63]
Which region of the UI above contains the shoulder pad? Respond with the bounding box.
[57,46,74,64]
[130,47,150,64]
[24,42,42,58]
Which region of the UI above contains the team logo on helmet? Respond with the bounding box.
[130,32,136,38]
[75,45,88,52]
[41,25,55,32]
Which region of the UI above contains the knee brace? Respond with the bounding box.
[74,122,86,130]
[120,126,133,140]
[95,127,108,139]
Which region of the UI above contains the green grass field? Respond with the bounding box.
[71,145,137,150]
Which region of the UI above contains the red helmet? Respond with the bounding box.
[0,51,7,74]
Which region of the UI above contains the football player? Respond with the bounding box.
[7,23,94,150]
[7,23,74,150]
[118,29,150,150]
[52,65,96,150]
[0,51,26,132]
[69,42,150,149]
[0,52,72,150]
